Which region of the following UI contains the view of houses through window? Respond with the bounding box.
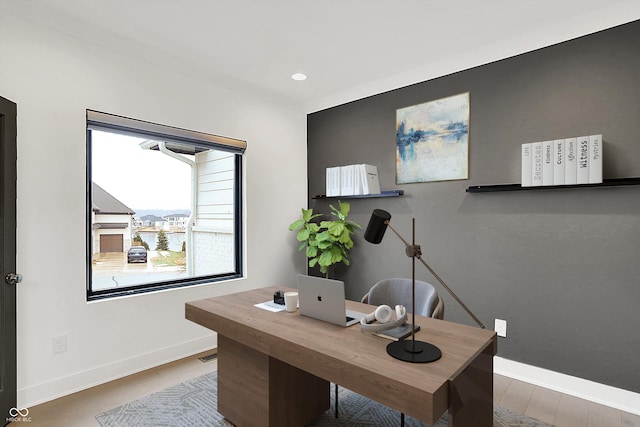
[87,114,243,299]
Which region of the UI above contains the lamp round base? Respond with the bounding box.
[386,340,442,363]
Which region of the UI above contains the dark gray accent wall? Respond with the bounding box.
[307,20,640,393]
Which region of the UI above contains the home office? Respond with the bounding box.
[1,1,640,426]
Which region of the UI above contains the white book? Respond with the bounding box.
[340,165,356,196]
[362,164,380,195]
[564,138,577,185]
[326,167,341,196]
[359,165,368,194]
[553,139,565,185]
[334,167,342,196]
[531,142,543,186]
[542,140,554,186]
[589,134,603,184]
[577,136,590,184]
[353,165,364,195]
[333,167,342,195]
[521,143,532,187]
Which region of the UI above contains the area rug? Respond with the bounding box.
[96,371,554,426]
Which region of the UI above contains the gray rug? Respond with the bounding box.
[96,371,554,426]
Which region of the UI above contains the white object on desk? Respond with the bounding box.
[284,292,298,312]
[254,301,286,312]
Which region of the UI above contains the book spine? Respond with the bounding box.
[577,136,590,184]
[340,165,355,196]
[532,142,543,186]
[589,134,603,184]
[542,140,554,186]
[564,138,577,185]
[521,143,532,187]
[363,164,380,195]
[353,164,363,195]
[553,139,565,185]
[326,167,340,196]
[358,164,368,194]
[326,167,336,197]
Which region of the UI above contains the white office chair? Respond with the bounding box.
[334,278,444,423]
[361,278,444,320]
[357,278,443,426]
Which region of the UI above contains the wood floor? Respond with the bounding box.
[18,350,640,426]
[494,374,640,427]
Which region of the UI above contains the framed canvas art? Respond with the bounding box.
[396,92,469,184]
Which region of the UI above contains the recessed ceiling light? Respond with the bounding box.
[291,73,307,81]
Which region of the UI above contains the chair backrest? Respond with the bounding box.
[363,278,443,319]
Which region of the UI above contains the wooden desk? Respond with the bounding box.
[186,286,497,427]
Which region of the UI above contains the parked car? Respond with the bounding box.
[127,246,148,263]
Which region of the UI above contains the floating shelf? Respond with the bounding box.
[466,177,640,193]
[313,190,404,199]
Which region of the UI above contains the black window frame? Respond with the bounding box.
[86,110,245,301]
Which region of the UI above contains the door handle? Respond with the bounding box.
[5,273,22,285]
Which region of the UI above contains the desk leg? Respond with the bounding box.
[448,344,493,427]
[217,335,329,427]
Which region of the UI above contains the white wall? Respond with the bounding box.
[0,13,308,407]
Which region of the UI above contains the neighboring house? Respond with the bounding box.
[138,214,166,228]
[92,183,135,255]
[164,213,189,228]
[132,216,143,228]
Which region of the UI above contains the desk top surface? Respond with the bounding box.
[186,285,497,421]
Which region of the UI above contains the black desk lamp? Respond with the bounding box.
[364,209,485,363]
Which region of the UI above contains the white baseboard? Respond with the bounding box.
[494,356,640,416]
[18,335,217,409]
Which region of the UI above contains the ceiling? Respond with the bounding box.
[2,0,639,112]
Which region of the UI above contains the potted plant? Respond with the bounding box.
[289,201,362,278]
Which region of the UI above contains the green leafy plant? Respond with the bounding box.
[133,232,149,250]
[289,201,362,277]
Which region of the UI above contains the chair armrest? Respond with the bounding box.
[432,295,444,319]
[361,293,369,304]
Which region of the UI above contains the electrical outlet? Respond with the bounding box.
[52,334,67,354]
[494,319,507,338]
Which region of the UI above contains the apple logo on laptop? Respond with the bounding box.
[317,295,322,302]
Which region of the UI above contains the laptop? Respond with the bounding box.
[297,274,366,327]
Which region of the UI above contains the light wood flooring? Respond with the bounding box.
[494,374,640,427]
[17,350,640,426]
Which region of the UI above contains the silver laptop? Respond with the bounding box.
[297,274,365,327]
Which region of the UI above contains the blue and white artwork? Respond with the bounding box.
[396,93,469,184]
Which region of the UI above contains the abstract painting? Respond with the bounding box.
[396,92,469,184]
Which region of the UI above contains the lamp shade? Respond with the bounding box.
[364,209,392,244]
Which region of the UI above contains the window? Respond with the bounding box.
[86,110,245,300]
